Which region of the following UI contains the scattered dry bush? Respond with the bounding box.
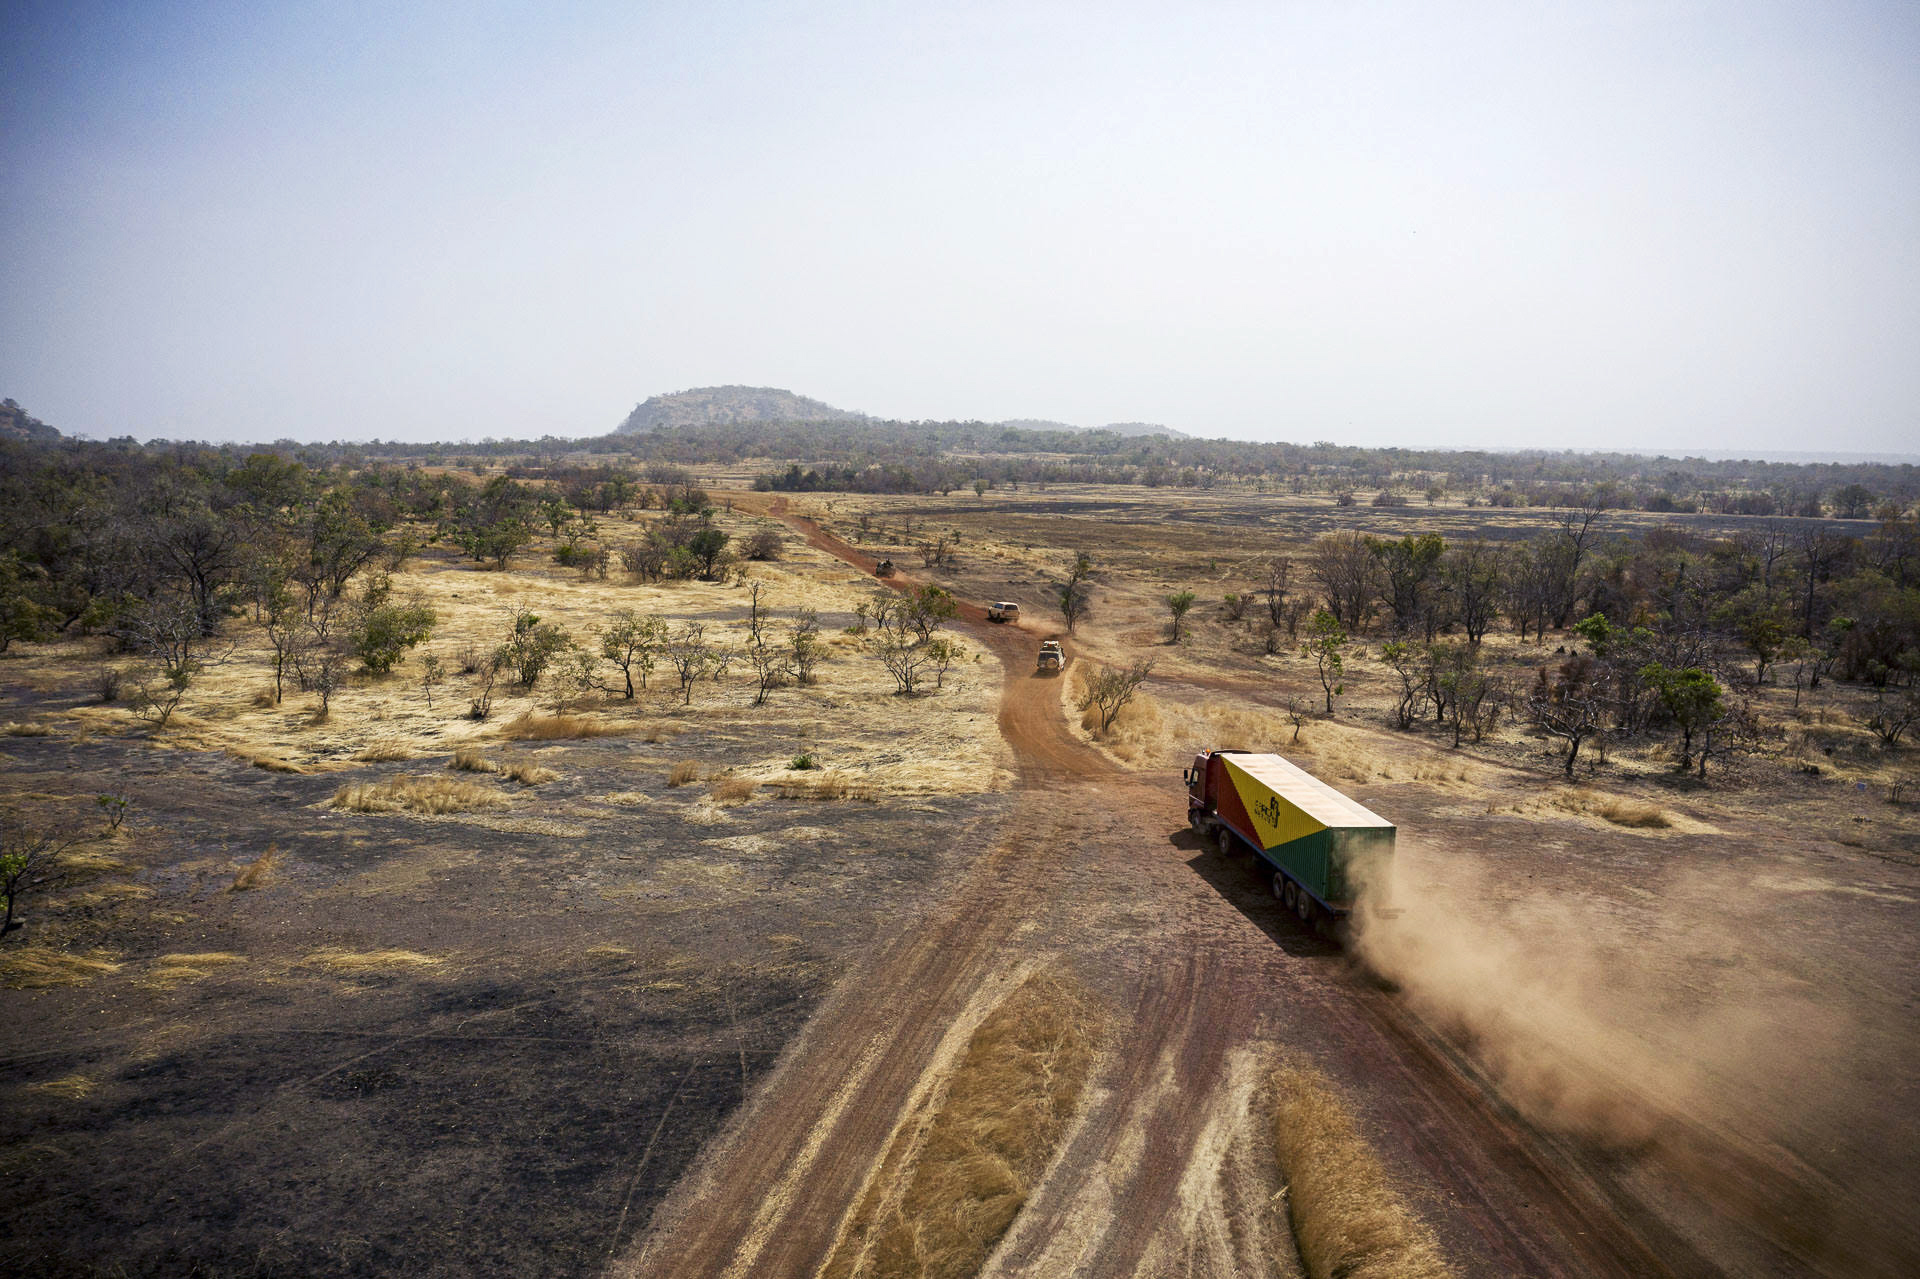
[496,712,629,741]
[329,775,509,815]
[822,970,1100,1279]
[0,947,122,989]
[231,846,278,891]
[1269,1063,1453,1279]
[708,776,758,805]
[354,741,416,762]
[304,947,443,974]
[666,760,701,787]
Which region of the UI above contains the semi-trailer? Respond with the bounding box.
[1185,748,1395,925]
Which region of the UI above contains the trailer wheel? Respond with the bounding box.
[1270,872,1287,901]
[1217,828,1235,858]
[1295,889,1314,924]
[1281,879,1298,911]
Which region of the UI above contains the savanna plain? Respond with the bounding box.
[3,465,1917,1279]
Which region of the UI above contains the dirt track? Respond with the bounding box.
[615,501,1909,1279]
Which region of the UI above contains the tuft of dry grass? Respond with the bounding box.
[1501,788,1673,830]
[226,747,307,774]
[29,1073,98,1099]
[231,845,279,891]
[355,740,416,762]
[0,948,122,989]
[149,952,246,982]
[1268,1064,1454,1279]
[304,947,443,975]
[667,760,701,787]
[765,769,863,801]
[446,746,555,784]
[708,776,758,806]
[496,712,630,741]
[822,970,1100,1279]
[2,720,55,737]
[330,774,509,815]
[251,687,279,708]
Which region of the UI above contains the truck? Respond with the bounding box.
[1184,749,1395,926]
[1035,640,1063,673]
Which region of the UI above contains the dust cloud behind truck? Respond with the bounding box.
[1185,749,1395,926]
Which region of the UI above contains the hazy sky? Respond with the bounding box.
[3,1,1916,451]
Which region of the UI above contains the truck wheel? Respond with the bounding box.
[1216,828,1235,857]
[1281,880,1298,911]
[1271,872,1286,901]
[1295,889,1314,924]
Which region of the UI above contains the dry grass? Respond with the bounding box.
[2,720,55,737]
[447,746,555,784]
[765,769,864,801]
[354,741,417,762]
[1269,1064,1454,1279]
[0,947,122,989]
[304,947,444,975]
[1499,787,1673,830]
[225,747,307,774]
[148,952,246,982]
[28,1073,97,1099]
[822,970,1100,1279]
[496,712,630,741]
[231,845,279,891]
[708,776,758,805]
[329,774,510,815]
[667,760,701,787]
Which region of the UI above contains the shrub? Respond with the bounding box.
[349,600,436,674]
[667,760,700,787]
[496,610,571,687]
[789,752,817,770]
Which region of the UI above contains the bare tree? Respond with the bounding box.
[1309,532,1381,631]
[1262,557,1293,628]
[1526,655,1609,776]
[1078,660,1153,734]
[1,809,82,939]
[746,638,794,706]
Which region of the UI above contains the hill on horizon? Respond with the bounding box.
[617,386,868,434]
[617,387,1191,439]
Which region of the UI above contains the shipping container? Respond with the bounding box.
[1185,749,1394,923]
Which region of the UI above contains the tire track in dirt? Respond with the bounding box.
[618,496,1708,1279]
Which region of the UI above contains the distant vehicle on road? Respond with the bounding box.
[988,601,1020,623]
[1036,640,1063,673]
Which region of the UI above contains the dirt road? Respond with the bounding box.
[614,501,1898,1279]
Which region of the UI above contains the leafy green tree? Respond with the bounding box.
[349,600,435,674]
[600,609,665,698]
[1366,533,1446,634]
[1302,609,1349,714]
[1641,663,1723,771]
[496,611,571,687]
[0,552,59,653]
[1165,590,1197,643]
